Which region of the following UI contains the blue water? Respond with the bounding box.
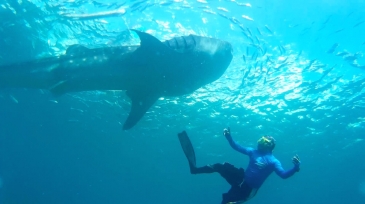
[0,0,365,203]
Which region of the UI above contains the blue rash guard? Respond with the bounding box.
[226,134,300,189]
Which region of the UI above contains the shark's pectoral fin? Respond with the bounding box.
[123,91,160,130]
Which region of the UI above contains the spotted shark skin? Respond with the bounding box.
[0,30,233,130]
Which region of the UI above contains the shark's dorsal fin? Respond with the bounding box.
[130,29,166,50]
[130,29,178,59]
[123,90,159,130]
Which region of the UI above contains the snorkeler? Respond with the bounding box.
[178,128,301,204]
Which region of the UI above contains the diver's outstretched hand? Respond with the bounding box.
[292,154,301,172]
[223,127,231,137]
[292,154,300,165]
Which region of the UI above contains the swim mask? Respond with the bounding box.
[257,136,276,151]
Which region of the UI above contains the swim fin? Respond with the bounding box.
[178,131,196,169]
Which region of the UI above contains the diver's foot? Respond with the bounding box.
[190,164,216,174]
[189,162,198,174]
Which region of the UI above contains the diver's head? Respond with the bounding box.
[257,136,276,152]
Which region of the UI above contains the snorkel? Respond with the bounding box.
[257,136,276,153]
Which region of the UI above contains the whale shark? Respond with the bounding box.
[0,30,233,130]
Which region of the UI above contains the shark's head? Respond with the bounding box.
[199,36,233,73]
[163,34,233,95]
[187,35,233,88]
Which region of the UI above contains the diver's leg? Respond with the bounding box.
[221,182,256,204]
[177,131,244,185]
[190,164,215,174]
[178,131,197,169]
[210,163,244,186]
[222,186,243,204]
[192,163,244,186]
[178,131,247,204]
[177,131,219,174]
[177,131,214,174]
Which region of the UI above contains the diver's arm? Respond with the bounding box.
[274,159,300,179]
[223,128,252,155]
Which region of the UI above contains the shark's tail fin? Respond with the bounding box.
[178,131,197,169]
[0,58,58,90]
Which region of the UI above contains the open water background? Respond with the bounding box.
[0,0,365,203]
